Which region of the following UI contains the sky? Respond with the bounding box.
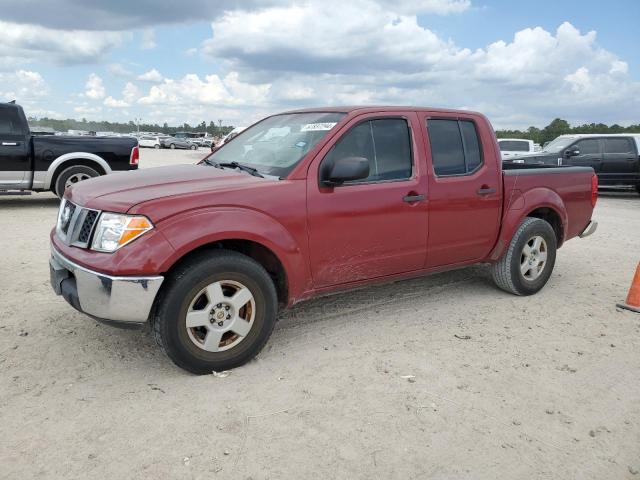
[0,0,638,129]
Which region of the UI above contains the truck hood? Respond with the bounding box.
[67,164,268,212]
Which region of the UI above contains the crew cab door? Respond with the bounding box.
[0,105,30,189]
[306,113,428,288]
[420,114,502,267]
[601,137,638,177]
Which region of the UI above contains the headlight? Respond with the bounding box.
[91,213,154,252]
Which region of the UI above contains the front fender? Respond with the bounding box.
[490,187,568,261]
[157,207,310,303]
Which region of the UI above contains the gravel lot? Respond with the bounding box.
[1,148,639,479]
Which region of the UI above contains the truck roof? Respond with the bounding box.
[282,105,484,117]
[556,133,640,140]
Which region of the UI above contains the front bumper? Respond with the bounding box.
[49,246,164,324]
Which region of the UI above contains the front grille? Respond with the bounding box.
[57,201,101,248]
[78,210,99,244]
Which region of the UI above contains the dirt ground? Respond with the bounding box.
[1,148,639,479]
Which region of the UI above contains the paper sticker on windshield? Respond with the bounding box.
[301,122,337,132]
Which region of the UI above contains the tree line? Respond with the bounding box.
[496,118,640,146]
[27,117,235,137]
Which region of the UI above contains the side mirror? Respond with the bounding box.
[565,147,580,158]
[322,156,369,187]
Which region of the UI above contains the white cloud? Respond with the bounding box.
[123,82,140,103]
[200,5,640,128]
[104,96,129,108]
[108,63,134,78]
[141,29,157,50]
[0,70,48,101]
[74,104,102,116]
[138,72,269,107]
[85,74,106,100]
[0,21,126,68]
[138,69,164,82]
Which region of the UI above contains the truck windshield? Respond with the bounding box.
[542,137,575,153]
[207,112,346,177]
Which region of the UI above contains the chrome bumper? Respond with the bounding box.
[579,220,598,238]
[49,247,164,324]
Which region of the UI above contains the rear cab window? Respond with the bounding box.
[427,119,484,176]
[498,140,529,152]
[0,106,25,136]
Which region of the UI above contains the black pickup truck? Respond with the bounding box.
[507,134,640,194]
[0,102,139,197]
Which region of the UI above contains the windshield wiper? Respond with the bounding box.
[217,161,264,178]
[202,157,219,167]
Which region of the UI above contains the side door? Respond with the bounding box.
[565,138,603,172]
[421,115,502,268]
[0,105,30,189]
[601,137,638,179]
[306,113,428,288]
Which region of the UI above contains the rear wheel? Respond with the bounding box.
[154,144,160,149]
[492,217,557,295]
[53,165,99,198]
[153,250,278,374]
[170,143,176,149]
[190,144,197,150]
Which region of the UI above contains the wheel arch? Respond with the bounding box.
[162,239,290,309]
[46,152,111,190]
[490,187,568,260]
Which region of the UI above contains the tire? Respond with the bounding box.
[635,183,640,195]
[154,144,160,149]
[153,250,278,374]
[491,217,557,296]
[53,165,100,198]
[190,145,197,150]
[170,143,176,149]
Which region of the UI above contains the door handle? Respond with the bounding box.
[1,142,19,146]
[477,186,496,196]
[403,193,425,203]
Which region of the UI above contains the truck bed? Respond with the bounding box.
[501,164,595,243]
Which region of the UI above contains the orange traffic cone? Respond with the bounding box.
[617,261,640,313]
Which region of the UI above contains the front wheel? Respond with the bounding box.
[153,250,278,374]
[492,217,557,295]
[190,144,197,150]
[154,144,160,149]
[170,143,176,149]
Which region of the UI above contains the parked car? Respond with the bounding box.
[161,136,197,150]
[221,127,246,144]
[49,106,597,374]
[139,135,163,149]
[0,102,139,197]
[508,134,640,193]
[497,138,538,160]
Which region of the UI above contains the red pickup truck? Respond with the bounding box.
[49,106,598,374]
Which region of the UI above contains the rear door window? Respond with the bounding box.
[604,138,633,154]
[428,119,483,176]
